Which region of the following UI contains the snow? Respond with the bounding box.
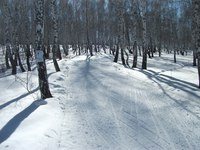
[0,52,200,150]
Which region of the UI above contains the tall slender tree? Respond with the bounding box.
[114,0,125,65]
[141,0,147,69]
[4,1,16,74]
[85,0,93,56]
[192,0,200,88]
[132,0,138,68]
[51,0,60,72]
[13,3,25,72]
[35,0,52,99]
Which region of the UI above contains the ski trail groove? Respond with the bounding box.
[57,56,200,150]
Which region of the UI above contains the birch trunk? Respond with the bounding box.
[51,0,60,72]
[35,0,52,99]
[192,0,200,88]
[141,0,147,69]
[132,0,138,68]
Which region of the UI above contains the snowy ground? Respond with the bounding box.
[0,52,200,150]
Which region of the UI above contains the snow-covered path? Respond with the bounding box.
[58,55,200,150]
[0,53,200,150]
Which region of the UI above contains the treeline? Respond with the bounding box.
[0,0,194,65]
[0,0,200,91]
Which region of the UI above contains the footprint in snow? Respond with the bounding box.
[57,77,64,81]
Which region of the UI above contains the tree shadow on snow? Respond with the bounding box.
[0,99,47,144]
[0,70,57,111]
[0,87,39,110]
[153,56,195,68]
[138,69,200,120]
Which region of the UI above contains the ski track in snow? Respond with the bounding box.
[56,54,200,150]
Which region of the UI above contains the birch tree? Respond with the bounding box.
[13,2,26,73]
[140,0,147,69]
[85,0,93,56]
[114,0,125,65]
[192,0,200,88]
[51,0,60,72]
[132,0,138,68]
[4,1,16,74]
[35,0,52,99]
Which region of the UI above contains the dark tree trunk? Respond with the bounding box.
[112,45,115,55]
[102,43,106,54]
[174,49,176,63]
[109,45,112,55]
[13,2,24,72]
[151,45,154,58]
[18,54,25,72]
[6,45,17,75]
[132,41,137,68]
[52,45,60,72]
[38,61,52,98]
[46,44,50,59]
[158,46,161,57]
[150,37,154,58]
[85,0,92,57]
[57,45,62,60]
[193,50,197,66]
[26,44,32,71]
[89,44,93,56]
[148,48,151,58]
[97,44,100,52]
[11,56,17,75]
[63,45,69,56]
[51,0,61,71]
[46,45,50,59]
[139,46,142,56]
[142,46,147,69]
[198,53,200,88]
[94,44,97,53]
[141,0,147,70]
[121,48,126,66]
[151,50,154,58]
[43,45,48,59]
[16,46,25,72]
[114,45,119,63]
[35,0,52,99]
[4,2,12,70]
[78,44,81,55]
[131,0,137,68]
[5,48,10,69]
[112,45,115,56]
[94,39,97,53]
[192,0,200,88]
[11,48,17,75]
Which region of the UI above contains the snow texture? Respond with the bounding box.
[0,52,200,150]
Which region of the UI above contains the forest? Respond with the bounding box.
[0,0,199,96]
[0,0,200,149]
